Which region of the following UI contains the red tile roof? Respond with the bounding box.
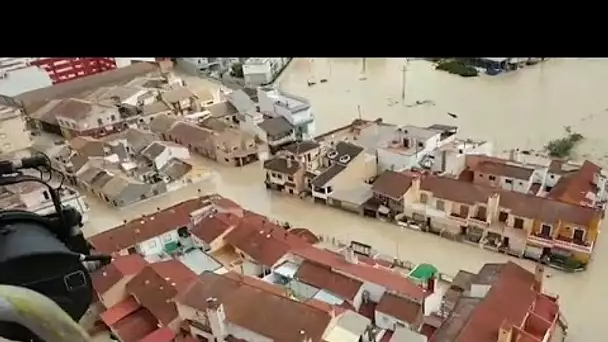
[126,260,197,326]
[100,297,141,326]
[190,213,238,244]
[111,308,159,342]
[223,215,309,267]
[372,171,414,199]
[138,327,176,342]
[548,160,601,206]
[289,228,321,244]
[292,246,427,302]
[296,261,363,302]
[176,272,332,342]
[421,175,601,227]
[454,262,543,342]
[89,198,213,254]
[376,292,423,327]
[475,160,534,180]
[91,254,147,294]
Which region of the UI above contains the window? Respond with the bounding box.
[489,175,496,181]
[573,228,586,242]
[505,179,513,184]
[478,173,484,178]
[42,191,49,200]
[288,176,294,182]
[97,118,103,126]
[519,181,524,186]
[420,193,429,204]
[540,224,552,236]
[326,186,333,193]
[436,200,445,211]
[111,115,116,121]
[498,211,509,222]
[513,218,524,229]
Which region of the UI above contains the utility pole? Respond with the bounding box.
[401,65,407,101]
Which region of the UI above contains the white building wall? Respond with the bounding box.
[377,149,417,173]
[136,230,179,256]
[228,323,273,342]
[375,311,412,331]
[242,259,263,276]
[498,176,530,193]
[0,64,53,96]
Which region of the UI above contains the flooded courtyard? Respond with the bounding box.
[81,58,608,341]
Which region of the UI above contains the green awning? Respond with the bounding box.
[409,263,439,282]
[164,241,179,253]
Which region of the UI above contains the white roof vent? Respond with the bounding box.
[339,154,351,164]
[327,150,338,159]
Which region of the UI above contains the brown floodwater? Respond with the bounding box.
[82,58,608,341]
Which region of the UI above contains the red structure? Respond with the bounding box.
[30,58,118,85]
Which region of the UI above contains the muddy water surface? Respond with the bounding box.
[82,59,608,341]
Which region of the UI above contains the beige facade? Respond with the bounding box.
[264,158,306,195]
[327,152,376,190]
[0,106,32,154]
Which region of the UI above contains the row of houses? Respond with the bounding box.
[142,84,316,167]
[87,194,567,342]
[262,119,606,270]
[34,128,202,208]
[24,64,216,140]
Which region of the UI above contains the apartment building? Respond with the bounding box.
[152,115,259,167]
[258,86,315,140]
[384,173,603,268]
[242,58,290,86]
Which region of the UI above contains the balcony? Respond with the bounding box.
[527,234,554,248]
[554,236,594,254]
[468,215,489,229]
[448,212,468,224]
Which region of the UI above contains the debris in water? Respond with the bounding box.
[320,79,328,83]
[521,150,531,155]
[447,112,458,119]
[405,100,435,108]
[307,81,316,86]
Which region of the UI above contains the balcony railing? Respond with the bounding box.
[527,234,554,248]
[554,237,594,254]
[449,212,468,223]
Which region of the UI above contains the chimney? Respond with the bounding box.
[534,263,545,292]
[487,193,500,223]
[407,176,421,204]
[205,297,227,342]
[497,323,513,342]
[344,247,358,264]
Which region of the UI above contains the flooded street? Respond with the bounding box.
[80,58,608,341]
